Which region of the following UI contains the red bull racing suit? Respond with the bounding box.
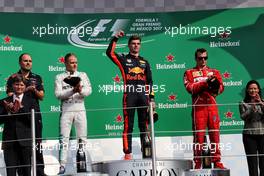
[106,37,154,154]
[183,66,224,164]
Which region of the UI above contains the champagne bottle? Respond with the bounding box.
[152,98,158,123]
[76,139,87,173]
[142,133,152,158]
[202,136,212,169]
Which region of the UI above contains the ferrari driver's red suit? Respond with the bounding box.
[183,66,224,166]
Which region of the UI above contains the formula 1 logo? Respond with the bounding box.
[68,19,129,49]
[67,18,156,49]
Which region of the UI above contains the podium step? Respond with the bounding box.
[185,169,230,176]
[92,158,192,176]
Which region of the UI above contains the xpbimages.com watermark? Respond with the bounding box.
[164,24,232,38]
[34,142,101,151]
[165,141,232,153]
[32,24,99,38]
[98,83,166,95]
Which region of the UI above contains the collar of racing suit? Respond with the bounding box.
[128,53,143,60]
[194,65,209,70]
[18,70,32,79]
[65,70,79,76]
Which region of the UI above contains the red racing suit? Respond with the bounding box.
[183,66,224,164]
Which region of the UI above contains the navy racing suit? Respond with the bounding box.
[106,37,154,154]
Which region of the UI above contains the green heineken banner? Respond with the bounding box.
[0,7,264,140]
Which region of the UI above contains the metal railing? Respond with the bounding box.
[0,101,263,175]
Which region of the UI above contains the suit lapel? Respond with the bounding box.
[21,94,33,111]
[21,94,29,111]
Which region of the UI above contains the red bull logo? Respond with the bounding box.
[128,67,145,74]
[127,74,146,81]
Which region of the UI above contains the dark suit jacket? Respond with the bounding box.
[0,93,40,150]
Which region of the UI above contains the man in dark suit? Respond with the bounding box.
[6,53,46,176]
[0,75,40,176]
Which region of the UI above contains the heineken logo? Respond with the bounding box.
[225,111,234,119]
[156,53,186,70]
[168,93,177,101]
[166,54,174,62]
[0,35,23,52]
[113,74,122,83]
[3,35,11,44]
[222,71,231,79]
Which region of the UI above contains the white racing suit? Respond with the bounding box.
[55,71,92,168]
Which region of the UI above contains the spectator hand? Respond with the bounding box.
[25,85,36,93]
[3,100,21,113]
[3,100,14,112]
[254,94,261,102]
[254,94,264,107]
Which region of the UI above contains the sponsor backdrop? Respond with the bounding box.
[0,7,263,175]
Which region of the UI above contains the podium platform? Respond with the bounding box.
[58,172,108,176]
[185,169,230,176]
[92,159,193,176]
